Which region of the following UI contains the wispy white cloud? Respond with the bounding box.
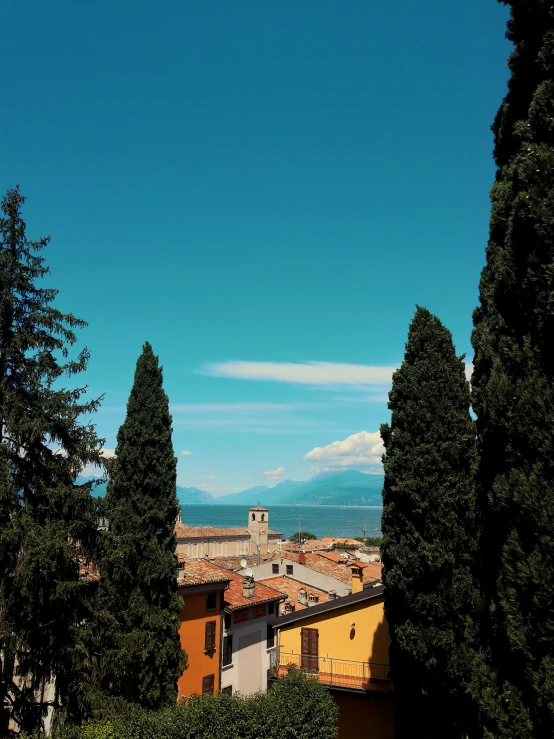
[170,402,314,412]
[303,430,384,472]
[180,450,193,456]
[99,448,116,459]
[264,466,286,479]
[199,361,397,386]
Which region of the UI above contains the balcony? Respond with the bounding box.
[270,650,392,693]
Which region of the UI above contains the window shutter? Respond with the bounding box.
[205,620,216,651]
[202,674,214,695]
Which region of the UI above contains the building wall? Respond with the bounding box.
[240,560,352,597]
[277,595,390,666]
[221,604,276,696]
[333,692,395,739]
[176,537,250,557]
[177,589,223,698]
[176,534,282,558]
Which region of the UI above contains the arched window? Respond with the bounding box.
[261,513,265,521]
[252,513,255,521]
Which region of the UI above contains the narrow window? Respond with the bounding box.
[286,564,293,575]
[206,592,217,611]
[267,624,275,649]
[261,513,265,521]
[252,513,255,521]
[222,635,233,666]
[224,612,231,629]
[272,563,279,574]
[202,674,215,695]
[205,620,216,652]
[221,685,232,696]
[268,601,275,615]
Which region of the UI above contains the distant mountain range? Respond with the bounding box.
[212,470,383,507]
[77,469,384,507]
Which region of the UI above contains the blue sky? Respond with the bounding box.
[1,1,510,495]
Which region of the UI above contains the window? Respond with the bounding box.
[224,612,232,629]
[272,563,279,574]
[267,624,275,649]
[221,685,233,696]
[252,513,255,521]
[206,592,217,611]
[268,601,275,615]
[222,635,233,666]
[205,620,216,652]
[261,513,265,521]
[286,564,293,575]
[202,674,215,695]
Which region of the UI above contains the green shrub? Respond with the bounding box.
[51,672,337,739]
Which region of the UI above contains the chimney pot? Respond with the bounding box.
[243,576,255,599]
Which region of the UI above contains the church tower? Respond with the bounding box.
[248,506,269,556]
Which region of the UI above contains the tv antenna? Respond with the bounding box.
[295,511,302,544]
[359,525,367,539]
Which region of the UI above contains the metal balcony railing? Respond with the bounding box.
[270,650,392,693]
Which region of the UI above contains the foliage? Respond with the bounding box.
[97,343,186,709]
[49,670,338,739]
[354,536,383,547]
[0,186,104,732]
[381,306,478,739]
[288,531,316,543]
[470,2,554,736]
[331,542,357,550]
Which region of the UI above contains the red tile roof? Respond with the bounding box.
[267,551,380,586]
[206,555,260,571]
[177,559,231,587]
[261,576,329,612]
[175,523,282,539]
[221,569,284,612]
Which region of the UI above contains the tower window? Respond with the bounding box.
[261,513,265,521]
[252,513,255,521]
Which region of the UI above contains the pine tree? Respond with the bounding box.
[471,3,554,736]
[98,343,186,709]
[0,186,104,731]
[380,307,478,739]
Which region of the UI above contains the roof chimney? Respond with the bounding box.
[350,564,365,594]
[298,588,307,606]
[242,575,255,599]
[328,590,337,601]
[299,553,307,565]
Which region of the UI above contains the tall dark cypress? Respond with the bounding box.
[471,3,554,736]
[381,307,477,739]
[0,186,104,732]
[98,343,186,709]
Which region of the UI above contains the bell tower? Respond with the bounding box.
[248,506,269,556]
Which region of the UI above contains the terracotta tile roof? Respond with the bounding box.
[79,559,99,582]
[206,555,260,571]
[316,550,357,564]
[269,584,386,626]
[267,551,379,586]
[281,540,331,552]
[177,559,231,587]
[220,569,284,612]
[319,537,361,545]
[175,523,282,539]
[361,562,382,581]
[262,576,329,612]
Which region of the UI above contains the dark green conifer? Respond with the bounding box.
[471,2,554,735]
[98,343,186,709]
[0,186,104,731]
[381,307,477,739]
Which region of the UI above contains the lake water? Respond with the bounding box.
[179,504,383,540]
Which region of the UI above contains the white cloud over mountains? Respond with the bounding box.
[199,361,397,386]
[264,466,286,479]
[303,430,384,472]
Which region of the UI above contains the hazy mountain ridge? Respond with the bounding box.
[77,470,384,506]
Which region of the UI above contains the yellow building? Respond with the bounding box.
[269,569,395,739]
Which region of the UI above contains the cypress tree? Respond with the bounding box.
[0,186,104,731]
[471,3,554,736]
[98,343,186,709]
[380,307,478,739]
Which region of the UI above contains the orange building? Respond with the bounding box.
[176,559,230,698]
